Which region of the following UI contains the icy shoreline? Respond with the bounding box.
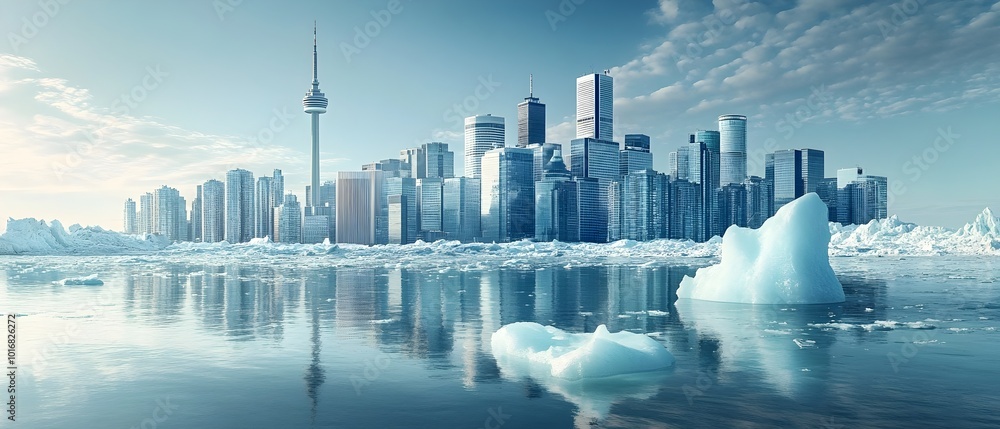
[1,207,999,260]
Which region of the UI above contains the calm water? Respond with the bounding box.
[3,255,999,428]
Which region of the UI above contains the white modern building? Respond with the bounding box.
[719,114,747,186]
[576,72,613,141]
[464,114,505,179]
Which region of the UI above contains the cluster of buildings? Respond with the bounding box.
[122,28,889,245]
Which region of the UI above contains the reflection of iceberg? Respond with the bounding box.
[675,299,838,398]
[491,322,673,423]
[677,193,844,304]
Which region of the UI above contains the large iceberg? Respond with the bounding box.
[490,322,674,380]
[676,193,845,304]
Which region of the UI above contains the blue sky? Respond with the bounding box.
[1,0,998,230]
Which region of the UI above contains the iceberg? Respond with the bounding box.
[490,322,674,380]
[0,218,171,254]
[490,322,674,423]
[677,193,845,304]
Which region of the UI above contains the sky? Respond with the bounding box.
[0,0,998,231]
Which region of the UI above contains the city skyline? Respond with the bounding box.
[2,1,999,230]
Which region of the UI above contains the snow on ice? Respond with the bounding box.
[677,193,845,304]
[490,322,674,422]
[490,322,675,380]
[1,203,999,267]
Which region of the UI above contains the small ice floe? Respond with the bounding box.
[793,338,816,349]
[646,310,669,317]
[809,322,856,331]
[864,307,875,313]
[369,318,394,324]
[59,274,104,286]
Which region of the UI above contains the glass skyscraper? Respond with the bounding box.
[621,169,670,241]
[534,150,579,243]
[569,137,620,242]
[255,175,274,239]
[225,168,255,243]
[201,180,225,243]
[744,176,770,229]
[718,114,747,186]
[464,114,505,179]
[442,177,481,243]
[801,148,825,194]
[417,178,444,237]
[517,75,545,148]
[480,147,534,243]
[528,143,560,184]
[385,177,418,244]
[620,134,653,177]
[336,170,384,245]
[772,149,803,213]
[576,73,613,141]
[275,194,302,244]
[123,198,137,234]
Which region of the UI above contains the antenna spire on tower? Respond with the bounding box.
[529,73,533,98]
[312,21,318,85]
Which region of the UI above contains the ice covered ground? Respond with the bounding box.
[1,204,998,268]
[677,193,845,304]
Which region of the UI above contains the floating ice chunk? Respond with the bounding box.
[490,322,674,381]
[677,193,845,304]
[59,274,104,286]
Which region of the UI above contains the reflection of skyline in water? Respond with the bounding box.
[81,264,890,424]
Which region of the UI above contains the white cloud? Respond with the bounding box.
[0,54,308,221]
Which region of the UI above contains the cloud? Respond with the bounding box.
[0,55,307,198]
[649,0,680,23]
[611,1,1000,133]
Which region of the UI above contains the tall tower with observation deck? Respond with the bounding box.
[302,22,329,208]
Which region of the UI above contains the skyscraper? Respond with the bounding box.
[385,177,418,244]
[139,192,153,235]
[576,72,613,140]
[621,169,670,241]
[190,185,202,242]
[123,198,137,234]
[744,176,770,229]
[153,185,183,242]
[302,23,329,209]
[422,142,455,179]
[528,143,560,184]
[225,168,255,243]
[772,149,803,213]
[800,149,825,194]
[255,175,275,239]
[620,134,653,177]
[719,114,747,186]
[201,179,225,243]
[569,137,620,242]
[517,74,545,147]
[534,150,579,242]
[442,177,481,243]
[464,114,505,178]
[480,147,534,243]
[694,130,721,189]
[336,170,384,245]
[274,194,302,244]
[417,178,444,236]
[387,195,410,245]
